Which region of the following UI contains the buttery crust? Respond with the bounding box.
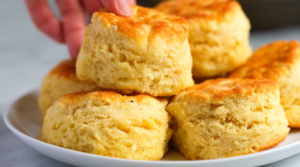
[230,40,300,80]
[230,40,300,128]
[59,91,167,105]
[167,78,289,160]
[156,0,252,78]
[48,59,78,78]
[38,59,100,118]
[76,5,194,96]
[155,0,241,22]
[96,6,189,45]
[42,91,172,160]
[171,78,279,102]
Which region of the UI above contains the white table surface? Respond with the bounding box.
[0,1,300,167]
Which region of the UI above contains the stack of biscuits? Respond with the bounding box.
[39,0,298,161]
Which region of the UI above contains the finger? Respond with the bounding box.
[101,0,132,17]
[57,0,86,59]
[24,0,64,43]
[81,0,103,16]
[128,0,136,5]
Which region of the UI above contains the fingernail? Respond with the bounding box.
[115,0,132,17]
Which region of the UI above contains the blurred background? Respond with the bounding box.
[0,1,300,167]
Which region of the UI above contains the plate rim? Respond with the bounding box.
[3,88,300,166]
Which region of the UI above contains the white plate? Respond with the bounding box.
[3,89,300,167]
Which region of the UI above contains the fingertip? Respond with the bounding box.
[66,34,82,59]
[116,0,132,17]
[68,46,79,59]
[70,54,77,59]
[102,0,133,17]
[128,0,136,5]
[68,41,81,59]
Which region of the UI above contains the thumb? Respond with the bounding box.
[101,0,132,17]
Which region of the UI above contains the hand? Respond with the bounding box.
[25,0,136,58]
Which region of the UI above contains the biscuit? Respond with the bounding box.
[230,41,300,127]
[41,91,172,160]
[155,0,252,78]
[38,59,99,118]
[167,78,289,160]
[76,6,194,96]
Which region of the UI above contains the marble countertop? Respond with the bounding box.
[0,1,300,167]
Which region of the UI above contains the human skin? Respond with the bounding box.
[25,0,136,58]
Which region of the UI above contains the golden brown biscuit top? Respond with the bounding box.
[49,59,77,79]
[172,78,278,102]
[92,5,189,43]
[58,91,168,106]
[155,0,241,22]
[230,41,300,80]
